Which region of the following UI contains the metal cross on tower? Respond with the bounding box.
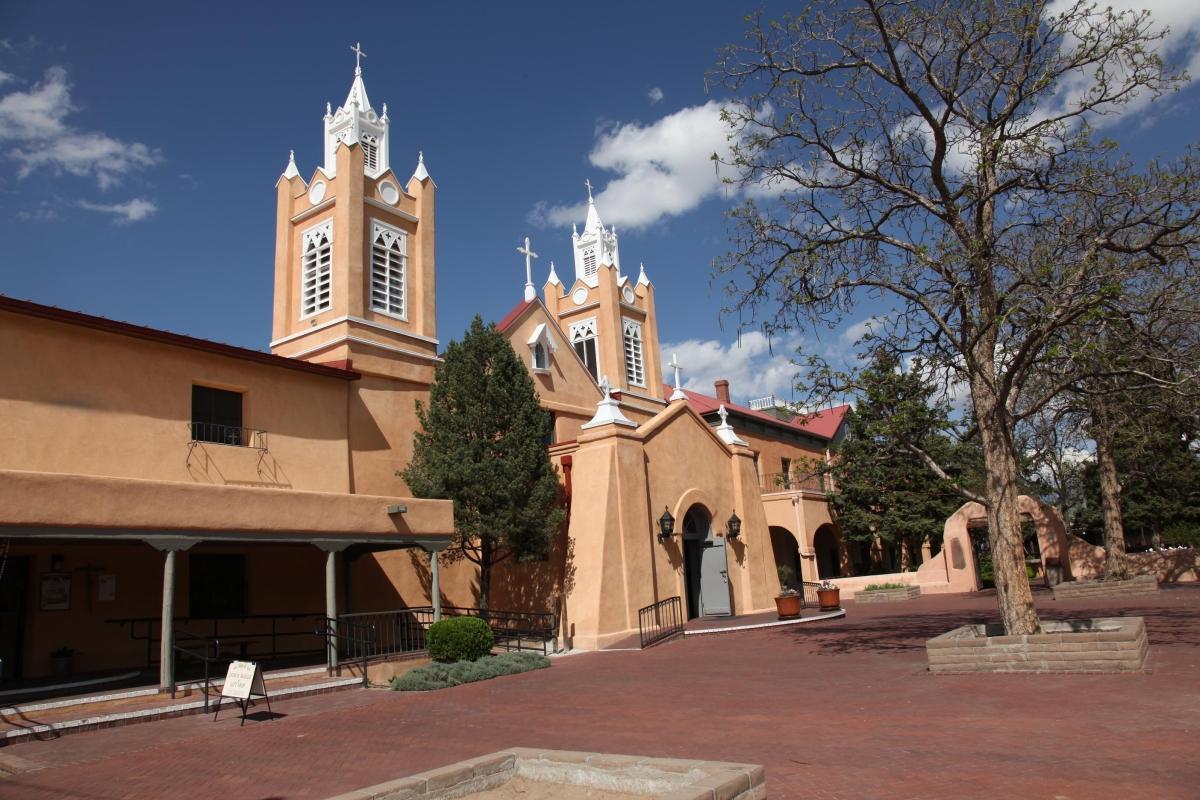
[669,353,687,401]
[351,42,367,73]
[584,178,593,201]
[517,237,539,301]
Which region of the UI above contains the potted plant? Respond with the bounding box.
[50,646,76,676]
[775,565,801,619]
[816,580,841,611]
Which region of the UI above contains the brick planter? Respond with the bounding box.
[926,617,1148,674]
[1052,574,1159,601]
[854,585,921,603]
[326,748,767,800]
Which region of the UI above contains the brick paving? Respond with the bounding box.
[2,585,1199,799]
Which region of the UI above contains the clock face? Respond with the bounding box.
[572,287,588,306]
[309,181,327,205]
[622,285,635,304]
[379,180,400,205]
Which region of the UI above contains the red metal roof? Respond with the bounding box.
[495,298,536,333]
[0,295,361,381]
[669,385,848,441]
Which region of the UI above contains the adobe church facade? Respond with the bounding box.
[0,56,848,680]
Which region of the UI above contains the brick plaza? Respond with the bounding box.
[3,586,1198,799]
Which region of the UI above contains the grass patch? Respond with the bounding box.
[864,582,909,591]
[390,651,550,692]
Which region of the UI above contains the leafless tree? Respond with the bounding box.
[715,0,1200,633]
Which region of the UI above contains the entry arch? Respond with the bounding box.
[813,524,843,579]
[769,526,802,591]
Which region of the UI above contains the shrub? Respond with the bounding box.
[426,616,495,663]
[864,582,908,591]
[391,651,549,691]
[1162,522,1200,547]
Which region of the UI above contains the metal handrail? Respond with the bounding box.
[187,421,268,451]
[638,596,684,648]
[171,628,221,712]
[317,617,375,687]
[760,471,825,494]
[108,612,326,667]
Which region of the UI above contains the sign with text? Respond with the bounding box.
[221,660,265,701]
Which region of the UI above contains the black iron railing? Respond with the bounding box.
[109,612,327,668]
[800,581,823,608]
[317,616,375,687]
[188,421,268,451]
[171,628,221,711]
[760,472,825,494]
[335,606,558,658]
[335,608,434,659]
[439,606,558,654]
[638,596,684,649]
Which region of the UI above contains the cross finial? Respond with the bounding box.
[718,404,729,426]
[584,178,593,202]
[599,374,612,399]
[517,236,539,301]
[668,352,687,398]
[351,42,367,74]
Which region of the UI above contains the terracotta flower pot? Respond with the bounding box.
[817,587,841,611]
[774,594,801,620]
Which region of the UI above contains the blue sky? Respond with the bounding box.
[2,1,1199,406]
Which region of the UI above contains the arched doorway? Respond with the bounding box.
[682,505,731,619]
[813,525,842,579]
[769,526,802,589]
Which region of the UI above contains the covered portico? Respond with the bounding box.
[0,469,454,688]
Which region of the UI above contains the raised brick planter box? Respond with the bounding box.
[926,617,1148,674]
[854,585,921,603]
[326,748,767,800]
[1052,574,1159,601]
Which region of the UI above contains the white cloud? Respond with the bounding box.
[78,197,157,223]
[661,330,806,403]
[647,87,664,104]
[0,66,162,189]
[0,71,14,86]
[529,101,739,231]
[1043,0,1200,126]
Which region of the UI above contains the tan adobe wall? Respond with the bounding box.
[0,311,352,493]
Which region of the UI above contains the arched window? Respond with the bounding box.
[622,317,644,387]
[370,222,406,317]
[301,220,332,317]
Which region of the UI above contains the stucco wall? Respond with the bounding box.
[0,310,353,493]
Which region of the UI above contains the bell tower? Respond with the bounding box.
[541,183,665,404]
[269,44,438,384]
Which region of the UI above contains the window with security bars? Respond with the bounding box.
[623,318,644,387]
[362,135,379,173]
[301,221,332,317]
[583,248,597,278]
[370,222,406,317]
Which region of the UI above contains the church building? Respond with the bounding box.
[0,53,849,683]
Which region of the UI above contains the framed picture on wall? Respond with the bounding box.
[40,573,71,610]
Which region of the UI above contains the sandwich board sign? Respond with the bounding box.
[213,660,271,726]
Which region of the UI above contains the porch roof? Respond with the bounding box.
[0,468,454,551]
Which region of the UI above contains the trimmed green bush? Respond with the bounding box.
[864,582,908,591]
[391,651,550,691]
[427,616,495,663]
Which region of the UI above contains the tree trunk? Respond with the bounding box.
[477,536,492,611]
[973,379,1041,635]
[1091,397,1130,580]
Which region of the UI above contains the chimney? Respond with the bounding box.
[714,379,730,404]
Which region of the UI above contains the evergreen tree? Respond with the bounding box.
[401,316,566,610]
[1079,401,1200,548]
[825,352,979,570]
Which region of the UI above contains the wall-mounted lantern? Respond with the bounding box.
[657,507,676,543]
[726,512,742,540]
